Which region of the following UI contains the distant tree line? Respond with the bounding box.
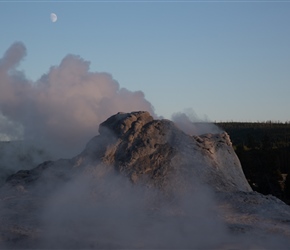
[216,122,290,205]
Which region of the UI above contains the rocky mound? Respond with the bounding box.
[1,111,290,249]
[77,111,252,192]
[5,111,251,193]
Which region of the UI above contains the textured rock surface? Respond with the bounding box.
[1,111,290,249]
[75,111,252,193]
[4,111,251,193]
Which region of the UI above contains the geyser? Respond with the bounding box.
[1,111,290,249]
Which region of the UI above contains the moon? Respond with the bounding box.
[50,13,57,23]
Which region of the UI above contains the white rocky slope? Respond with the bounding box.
[75,111,252,192]
[0,111,290,249]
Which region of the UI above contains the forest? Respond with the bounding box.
[216,122,290,204]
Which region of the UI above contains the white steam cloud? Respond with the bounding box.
[0,42,155,158]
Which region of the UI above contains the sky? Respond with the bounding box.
[1,0,290,124]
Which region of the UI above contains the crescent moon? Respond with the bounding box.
[50,13,57,23]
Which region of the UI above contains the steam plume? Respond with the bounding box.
[0,42,155,158]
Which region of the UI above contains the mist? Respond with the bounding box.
[0,113,23,141]
[1,161,286,249]
[172,108,222,135]
[39,168,228,249]
[0,42,155,159]
[0,162,230,249]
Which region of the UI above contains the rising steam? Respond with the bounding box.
[172,108,222,135]
[0,42,155,158]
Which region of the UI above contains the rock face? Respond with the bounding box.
[1,111,290,249]
[77,111,251,192]
[7,111,251,193]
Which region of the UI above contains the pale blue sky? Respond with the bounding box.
[1,0,290,122]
